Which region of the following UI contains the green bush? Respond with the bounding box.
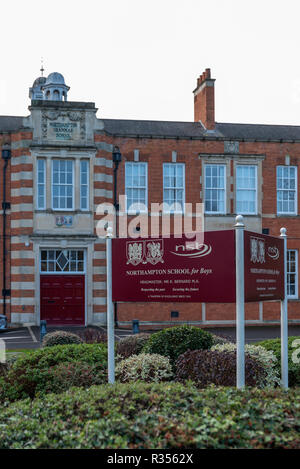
[0,382,299,449]
[211,334,232,346]
[116,353,173,383]
[257,337,300,387]
[212,343,280,387]
[42,330,83,347]
[116,333,151,359]
[0,343,107,402]
[176,349,267,388]
[143,325,213,366]
[43,361,106,394]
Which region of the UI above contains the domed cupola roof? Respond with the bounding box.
[45,72,66,85]
[32,76,46,87]
[43,72,70,101]
[29,76,47,100]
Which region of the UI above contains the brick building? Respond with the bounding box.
[0,68,300,328]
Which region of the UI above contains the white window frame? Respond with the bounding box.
[36,159,46,210]
[277,166,297,215]
[235,165,257,215]
[163,163,185,214]
[51,159,74,211]
[80,160,89,211]
[287,249,298,299]
[40,249,86,274]
[204,164,226,214]
[125,162,148,214]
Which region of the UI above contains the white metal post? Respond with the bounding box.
[280,227,288,389]
[235,215,245,389]
[106,226,115,384]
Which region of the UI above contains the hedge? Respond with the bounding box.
[0,343,107,402]
[143,325,213,366]
[0,383,299,449]
[257,337,300,387]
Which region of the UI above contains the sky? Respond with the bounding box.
[1,0,300,125]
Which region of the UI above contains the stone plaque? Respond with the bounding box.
[42,110,86,141]
[49,121,79,141]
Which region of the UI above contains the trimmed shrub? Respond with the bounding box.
[0,343,107,402]
[143,325,213,366]
[116,333,151,359]
[78,328,107,344]
[257,337,300,387]
[116,353,173,383]
[175,349,267,387]
[0,382,299,449]
[211,334,233,346]
[44,361,106,394]
[42,330,83,347]
[212,343,280,388]
[0,363,8,377]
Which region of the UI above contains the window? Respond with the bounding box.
[277,166,297,215]
[37,159,46,209]
[287,250,298,299]
[80,160,89,210]
[236,165,257,214]
[40,250,85,273]
[204,165,226,213]
[125,162,147,213]
[163,163,185,212]
[52,159,74,210]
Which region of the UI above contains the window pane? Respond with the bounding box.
[125,163,148,211]
[52,160,74,210]
[205,165,226,213]
[277,166,297,214]
[163,164,185,212]
[37,159,45,209]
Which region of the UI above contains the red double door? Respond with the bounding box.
[40,275,85,325]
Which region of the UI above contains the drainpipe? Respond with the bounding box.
[1,145,11,317]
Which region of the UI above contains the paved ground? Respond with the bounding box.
[0,325,134,350]
[0,324,300,350]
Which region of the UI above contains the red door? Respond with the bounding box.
[40,275,85,325]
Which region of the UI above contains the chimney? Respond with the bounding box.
[193,68,215,130]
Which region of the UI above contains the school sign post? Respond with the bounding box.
[106,216,288,388]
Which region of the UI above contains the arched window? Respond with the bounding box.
[53,90,60,101]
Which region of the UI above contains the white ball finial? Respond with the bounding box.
[280,227,287,237]
[235,214,245,227]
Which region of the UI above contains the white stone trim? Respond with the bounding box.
[11,298,35,306]
[11,219,34,228]
[93,297,107,305]
[11,266,35,274]
[11,203,33,212]
[94,173,113,183]
[11,188,33,197]
[94,189,113,198]
[11,155,33,166]
[11,251,34,259]
[93,250,106,259]
[11,282,35,290]
[93,282,106,290]
[94,157,113,168]
[11,172,32,181]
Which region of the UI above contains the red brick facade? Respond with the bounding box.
[1,69,300,328]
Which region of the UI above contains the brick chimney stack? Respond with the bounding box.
[193,68,215,130]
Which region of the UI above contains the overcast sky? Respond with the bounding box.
[1,0,300,125]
